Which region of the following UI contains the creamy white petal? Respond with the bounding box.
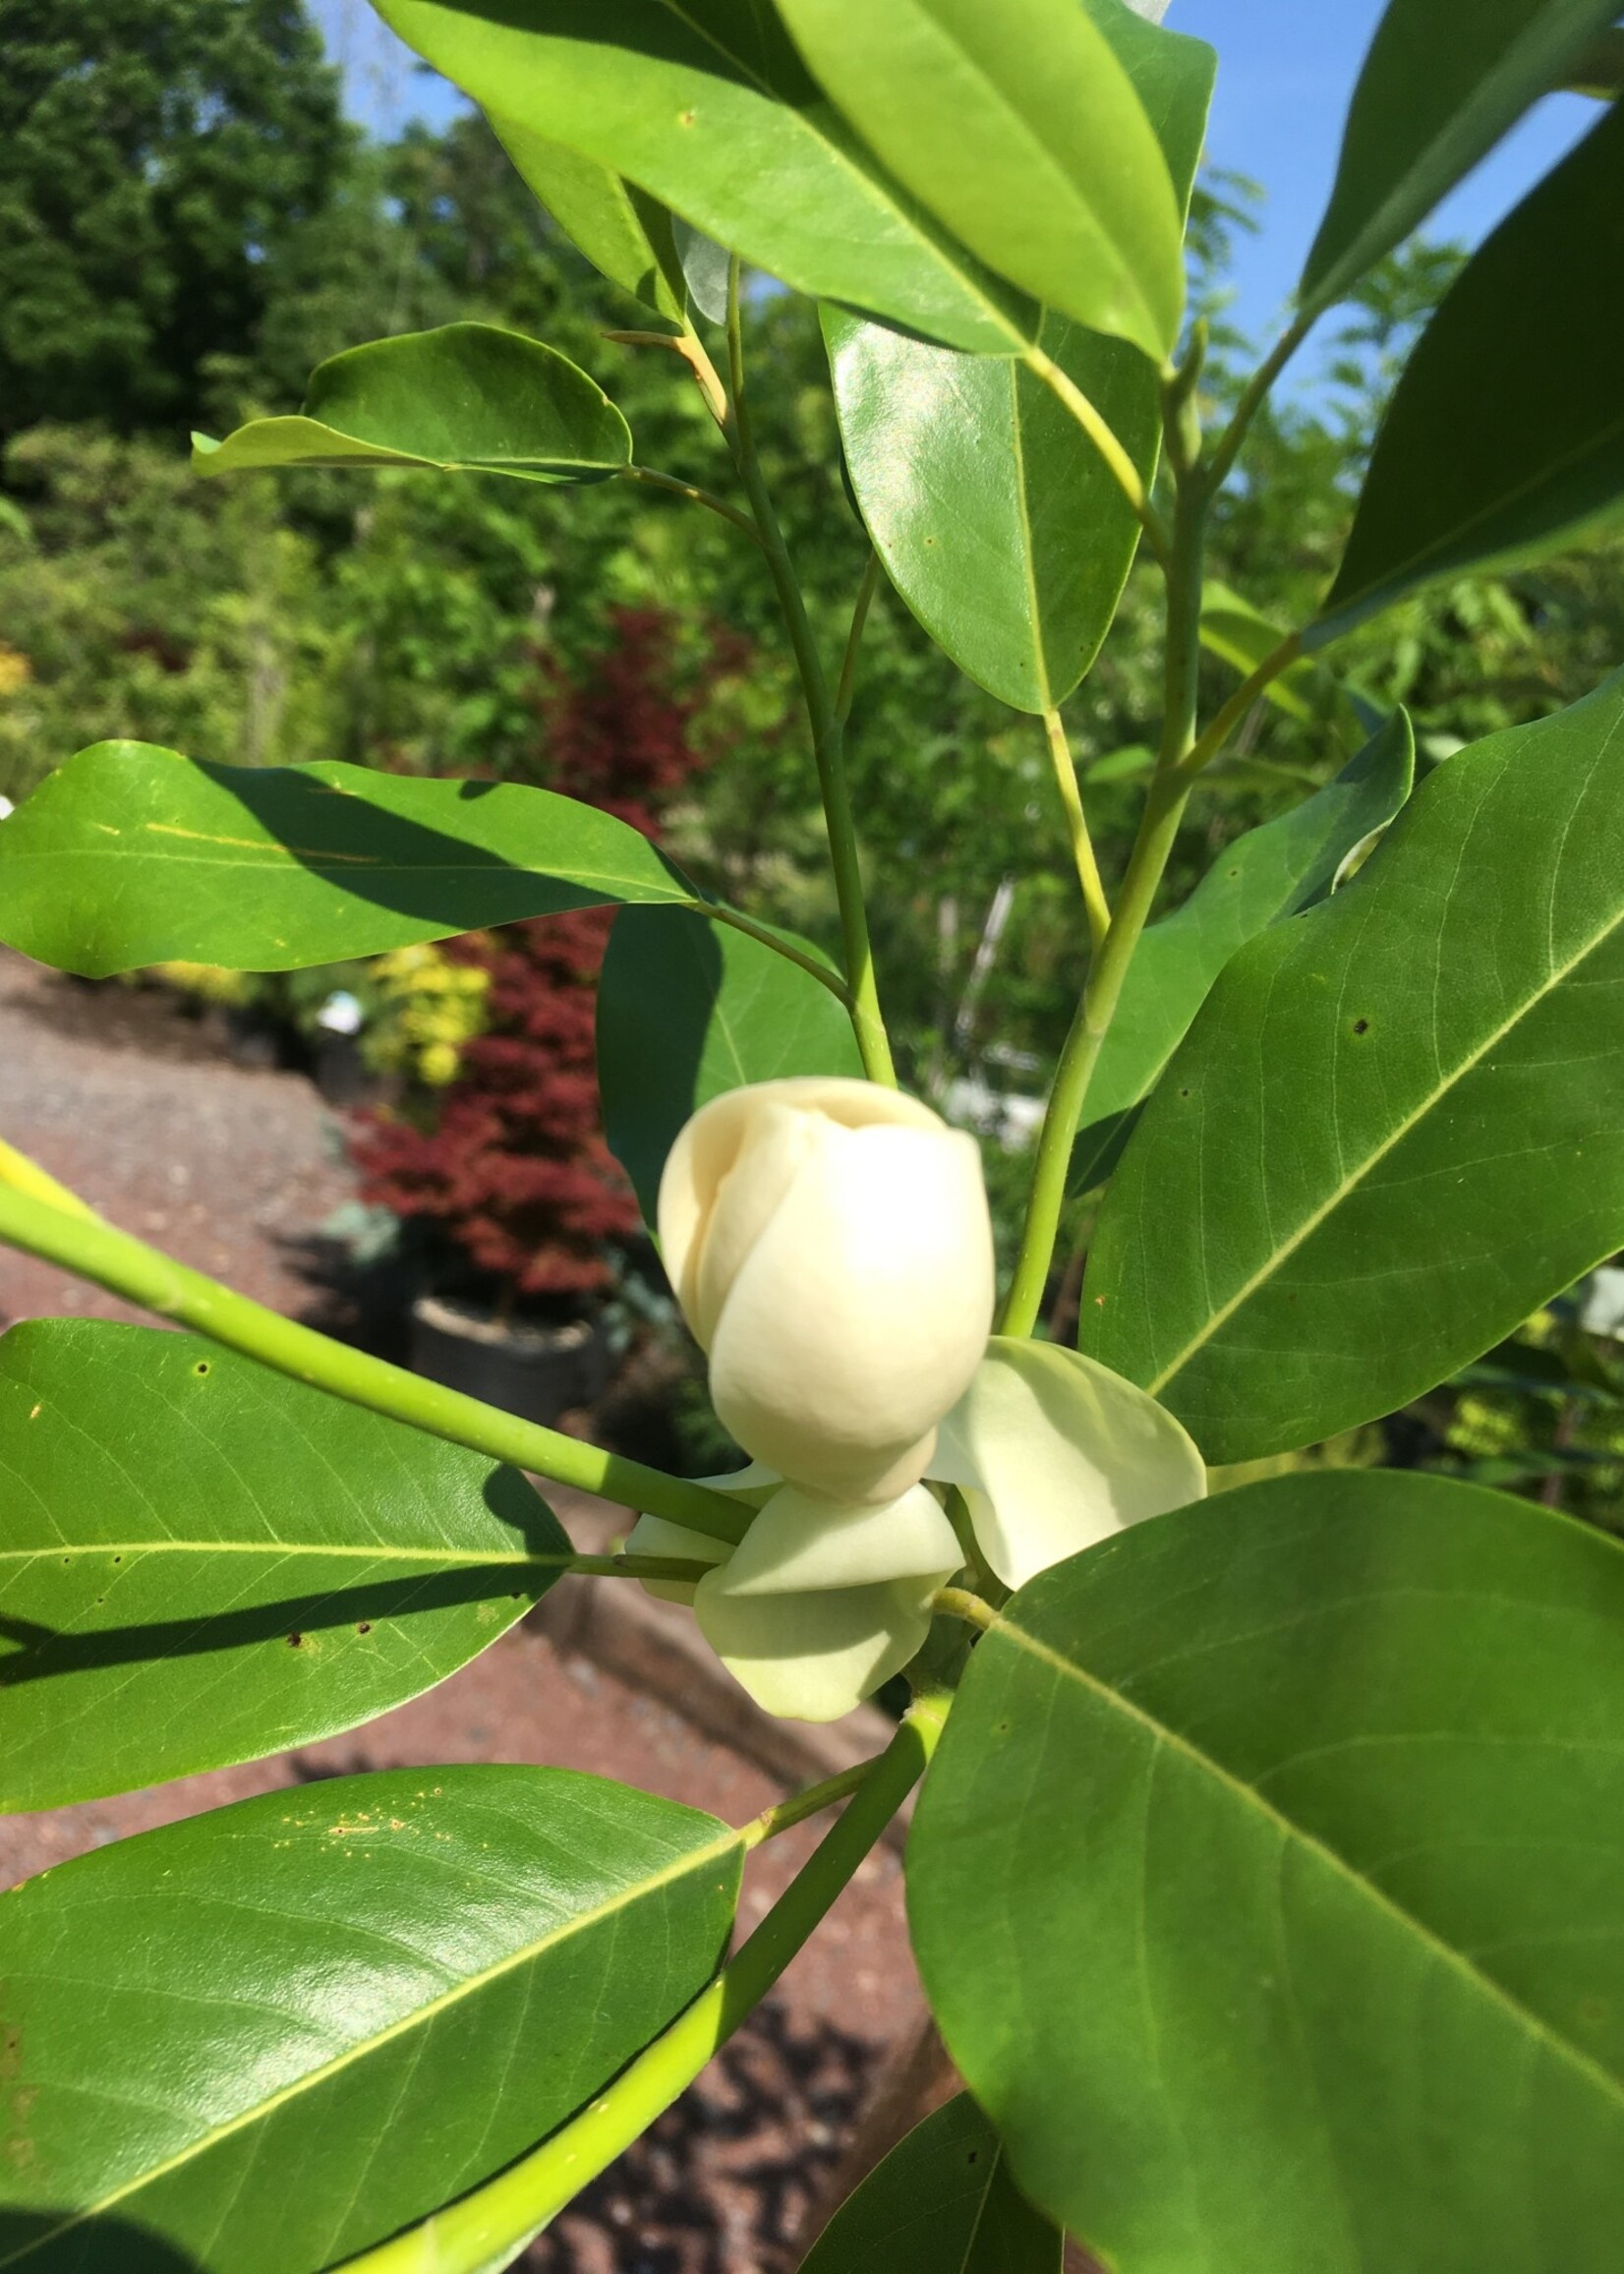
[932,1338,1206,1590]
[708,1121,993,1499]
[623,1512,731,1603]
[717,1482,962,1596]
[694,1570,938,1720]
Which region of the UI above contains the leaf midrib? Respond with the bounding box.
[0,1541,563,1566]
[989,1605,1624,2118]
[1146,769,1624,1395]
[4,1825,740,2266]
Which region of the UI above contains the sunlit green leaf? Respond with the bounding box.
[1073,711,1414,1150]
[0,1320,568,1808]
[800,2095,1061,2274]
[489,117,686,321]
[597,904,862,1228]
[911,1469,1624,2268]
[820,1,1212,711]
[1315,100,1624,640]
[374,0,1032,357]
[1300,0,1618,319]
[778,0,1184,358]
[0,1767,740,2268]
[194,321,630,483]
[0,742,698,976]
[1082,672,1624,1462]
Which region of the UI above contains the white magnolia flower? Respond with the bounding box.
[932,1338,1208,1590]
[627,1340,1205,1723]
[658,1078,995,1502]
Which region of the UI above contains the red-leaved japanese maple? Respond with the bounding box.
[353,609,707,1303]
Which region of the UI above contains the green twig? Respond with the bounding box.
[1042,707,1112,956]
[1203,311,1313,497]
[723,259,897,1087]
[932,1585,998,1634]
[0,1185,754,1545]
[565,1554,722,1584]
[332,1697,949,2273]
[738,1755,881,1849]
[701,901,853,1007]
[1000,473,1209,1339]
[619,463,764,546]
[835,551,884,727]
[1177,629,1304,779]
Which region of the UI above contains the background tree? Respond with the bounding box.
[0,0,349,437]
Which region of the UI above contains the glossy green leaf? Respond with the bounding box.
[1315,100,1624,642]
[489,116,685,321]
[194,321,630,484]
[910,1469,1624,2269]
[0,1320,568,1809]
[0,1766,741,2270]
[0,742,698,976]
[374,0,1032,357]
[1300,0,1618,319]
[778,0,1185,359]
[820,3,1212,712]
[597,904,862,1226]
[1081,671,1624,1463]
[800,2094,1061,2274]
[824,310,1157,712]
[1073,711,1414,1147]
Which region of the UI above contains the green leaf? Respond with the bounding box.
[194,321,630,483]
[0,1320,569,1809]
[799,2094,1062,2274]
[0,743,698,976]
[1314,100,1624,642]
[489,117,686,321]
[1299,0,1619,319]
[1072,711,1415,1147]
[1080,671,1624,1463]
[910,1469,1624,2268]
[778,0,1185,359]
[819,4,1212,712]
[597,904,862,1227]
[0,1766,741,2268]
[374,0,1033,358]
[824,310,1157,712]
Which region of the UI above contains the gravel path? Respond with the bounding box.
[0,949,925,2271]
[0,950,355,1325]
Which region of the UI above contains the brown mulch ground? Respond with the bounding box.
[0,950,924,2271]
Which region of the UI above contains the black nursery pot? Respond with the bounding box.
[409,1294,611,1429]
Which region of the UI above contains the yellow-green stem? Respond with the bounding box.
[1000,479,1208,1338]
[333,1698,948,2274]
[1042,706,1112,955]
[0,1185,753,1545]
[619,463,763,546]
[703,902,853,1008]
[1177,628,1304,779]
[725,260,896,1087]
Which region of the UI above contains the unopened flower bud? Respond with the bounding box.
[659,1079,995,1501]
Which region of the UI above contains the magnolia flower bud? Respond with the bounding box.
[659,1079,995,1502]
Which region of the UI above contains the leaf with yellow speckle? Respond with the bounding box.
[0,1768,741,2269]
[0,1319,571,1807]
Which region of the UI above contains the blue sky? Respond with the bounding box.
[317,0,1600,364]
